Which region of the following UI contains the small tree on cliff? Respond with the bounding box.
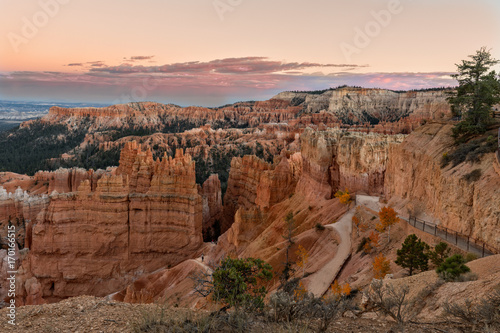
[395,234,430,276]
[281,212,296,284]
[448,47,500,138]
[377,206,399,243]
[295,244,309,278]
[335,188,351,205]
[330,280,351,299]
[363,231,380,254]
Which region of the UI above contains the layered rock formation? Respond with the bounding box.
[221,154,300,233]
[274,87,452,124]
[16,142,205,304]
[200,175,222,241]
[41,100,302,133]
[384,123,500,249]
[0,186,49,249]
[297,128,405,201]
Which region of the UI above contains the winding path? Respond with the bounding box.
[305,195,380,297]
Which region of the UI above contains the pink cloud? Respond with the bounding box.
[1,59,457,106]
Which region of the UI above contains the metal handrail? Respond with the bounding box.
[406,214,498,257]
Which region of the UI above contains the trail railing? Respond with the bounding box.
[406,214,498,258]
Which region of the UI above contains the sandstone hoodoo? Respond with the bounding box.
[16,141,207,304]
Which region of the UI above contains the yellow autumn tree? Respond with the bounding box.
[335,188,351,205]
[377,206,398,242]
[363,231,380,253]
[295,245,309,277]
[373,253,391,279]
[294,281,307,300]
[352,214,367,236]
[331,280,351,299]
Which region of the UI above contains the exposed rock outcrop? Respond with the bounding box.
[384,123,500,249]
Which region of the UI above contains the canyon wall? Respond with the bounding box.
[200,174,222,241]
[384,123,500,249]
[297,128,405,201]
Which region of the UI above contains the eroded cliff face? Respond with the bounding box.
[220,128,402,234]
[297,128,405,201]
[275,87,451,124]
[200,174,222,241]
[16,142,206,304]
[384,123,500,249]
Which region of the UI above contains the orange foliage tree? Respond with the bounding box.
[295,245,309,277]
[352,214,367,236]
[294,281,307,300]
[364,231,380,253]
[335,188,351,205]
[330,280,351,299]
[377,206,399,242]
[372,253,391,279]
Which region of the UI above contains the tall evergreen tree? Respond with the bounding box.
[448,47,500,138]
[395,234,430,276]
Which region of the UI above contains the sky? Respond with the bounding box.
[0,0,499,106]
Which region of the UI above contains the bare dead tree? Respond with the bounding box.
[444,289,500,332]
[364,280,418,332]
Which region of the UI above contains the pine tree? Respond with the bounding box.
[428,242,451,267]
[211,257,273,309]
[436,254,470,281]
[395,234,430,276]
[448,47,500,138]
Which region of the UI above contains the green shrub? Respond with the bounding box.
[436,254,471,281]
[462,169,482,182]
[315,223,325,231]
[441,136,497,169]
[464,252,479,262]
[212,257,273,310]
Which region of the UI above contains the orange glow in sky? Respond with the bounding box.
[0,0,499,105]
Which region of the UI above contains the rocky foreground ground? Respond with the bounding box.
[0,295,472,333]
